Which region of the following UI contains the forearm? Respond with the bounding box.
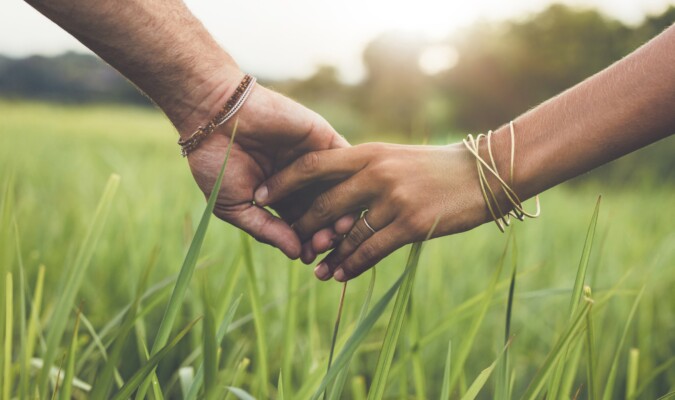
[24,0,240,135]
[489,24,675,201]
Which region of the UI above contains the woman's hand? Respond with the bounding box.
[254,142,492,281]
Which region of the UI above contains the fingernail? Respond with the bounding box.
[334,268,346,282]
[314,263,330,280]
[254,185,268,204]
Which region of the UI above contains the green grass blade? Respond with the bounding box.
[310,245,421,400]
[241,233,270,399]
[368,220,436,400]
[179,367,194,398]
[227,386,257,400]
[366,242,423,400]
[351,376,367,400]
[282,263,299,396]
[631,356,675,400]
[446,239,507,396]
[15,222,29,400]
[460,343,509,400]
[51,355,66,400]
[520,300,592,400]
[90,249,158,398]
[0,175,16,387]
[3,273,13,400]
[407,300,427,399]
[328,268,376,400]
[569,196,601,317]
[185,295,243,400]
[388,269,535,381]
[26,265,45,392]
[657,391,675,400]
[58,310,81,400]
[278,370,286,400]
[497,233,517,400]
[201,279,218,399]
[548,196,601,399]
[111,317,200,400]
[324,282,348,399]
[560,332,585,397]
[585,286,597,400]
[626,348,639,399]
[38,173,120,396]
[76,278,173,374]
[136,123,237,399]
[601,286,645,400]
[440,340,452,400]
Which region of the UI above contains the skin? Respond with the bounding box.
[25,0,354,258]
[256,24,675,282]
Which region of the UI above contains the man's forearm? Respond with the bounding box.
[25,0,240,135]
[490,24,675,200]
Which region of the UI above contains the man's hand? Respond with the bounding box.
[24,0,356,259]
[185,81,351,259]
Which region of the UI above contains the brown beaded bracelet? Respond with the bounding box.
[178,74,256,157]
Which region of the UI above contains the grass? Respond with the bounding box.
[0,100,674,398]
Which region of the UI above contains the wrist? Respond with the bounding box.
[460,122,542,230]
[454,130,517,228]
[162,65,245,138]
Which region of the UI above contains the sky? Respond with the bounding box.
[2,0,673,82]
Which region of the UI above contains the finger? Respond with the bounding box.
[334,214,358,235]
[300,241,317,264]
[254,148,367,207]
[310,227,336,255]
[306,214,358,257]
[333,225,409,282]
[218,204,301,259]
[314,209,393,280]
[293,177,373,241]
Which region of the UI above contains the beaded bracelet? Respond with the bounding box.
[178,74,256,157]
[463,121,540,232]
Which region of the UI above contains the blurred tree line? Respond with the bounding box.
[277,4,675,185]
[1,4,673,184]
[0,52,148,104]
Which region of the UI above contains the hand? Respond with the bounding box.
[184,79,354,259]
[255,142,494,281]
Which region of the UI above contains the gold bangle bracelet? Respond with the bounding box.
[463,121,540,232]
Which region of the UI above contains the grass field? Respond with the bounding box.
[1,100,674,399]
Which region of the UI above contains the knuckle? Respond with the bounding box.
[390,188,410,206]
[265,174,282,193]
[340,259,364,280]
[361,142,387,153]
[311,192,333,219]
[400,215,424,235]
[345,226,368,247]
[358,242,379,262]
[299,152,321,173]
[370,161,396,182]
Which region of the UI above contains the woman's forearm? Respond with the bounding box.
[491,24,675,201]
[24,0,241,135]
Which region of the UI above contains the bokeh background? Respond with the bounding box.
[2,1,674,184]
[1,1,674,399]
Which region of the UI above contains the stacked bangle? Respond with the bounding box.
[463,121,541,232]
[178,74,256,157]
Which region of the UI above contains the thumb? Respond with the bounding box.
[215,204,302,259]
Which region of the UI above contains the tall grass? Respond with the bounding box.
[1,101,674,398]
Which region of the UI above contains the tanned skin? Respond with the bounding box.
[25,0,356,259]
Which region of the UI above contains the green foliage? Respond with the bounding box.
[1,101,674,398]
